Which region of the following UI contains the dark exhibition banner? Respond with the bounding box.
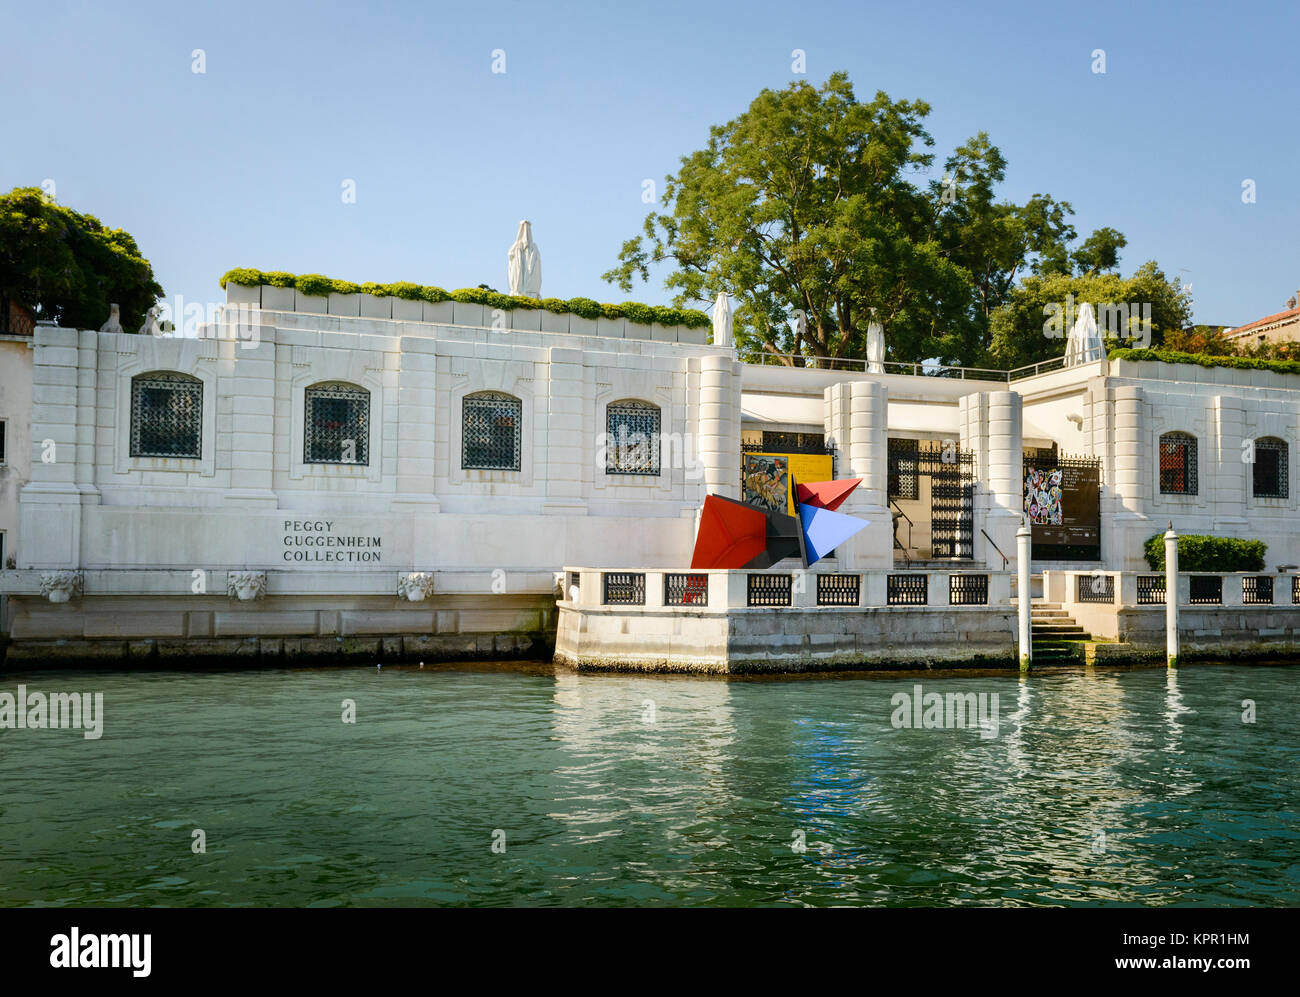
[1025,457,1102,560]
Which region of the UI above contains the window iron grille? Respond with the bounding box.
[304,382,369,465]
[606,401,661,475]
[887,573,928,606]
[1189,575,1222,604]
[463,392,522,470]
[1253,437,1288,499]
[887,437,919,500]
[1159,432,1198,495]
[1076,573,1115,603]
[602,572,645,605]
[1243,575,1274,605]
[816,573,860,606]
[665,573,708,606]
[130,373,203,458]
[1136,575,1166,604]
[949,573,989,605]
[747,574,792,606]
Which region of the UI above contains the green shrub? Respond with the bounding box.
[217,269,710,328]
[1143,533,1266,572]
[386,281,425,301]
[566,297,603,320]
[1112,347,1300,377]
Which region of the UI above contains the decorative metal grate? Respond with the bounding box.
[758,431,826,453]
[665,572,709,606]
[1252,437,1288,499]
[747,574,792,607]
[887,573,928,606]
[922,442,975,559]
[949,573,989,605]
[602,572,645,605]
[304,382,369,464]
[463,392,521,470]
[130,373,203,458]
[1243,575,1274,605]
[1136,575,1166,604]
[606,400,661,475]
[1076,573,1115,603]
[1294,575,1300,606]
[816,573,860,606]
[887,438,919,500]
[1189,575,1222,605]
[1159,432,1197,495]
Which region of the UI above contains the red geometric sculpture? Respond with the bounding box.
[795,478,861,512]
[690,495,769,569]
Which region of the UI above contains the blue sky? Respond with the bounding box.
[2,0,1295,326]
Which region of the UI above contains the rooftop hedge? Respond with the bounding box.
[1110,347,1300,376]
[219,268,711,329]
[1143,534,1266,572]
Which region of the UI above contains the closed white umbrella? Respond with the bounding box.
[866,320,885,373]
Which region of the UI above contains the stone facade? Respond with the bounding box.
[5,285,1300,664]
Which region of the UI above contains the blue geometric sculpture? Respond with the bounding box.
[798,503,869,566]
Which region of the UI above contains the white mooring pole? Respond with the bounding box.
[1017,519,1032,671]
[1165,521,1179,669]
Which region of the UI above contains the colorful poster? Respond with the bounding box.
[743,453,834,514]
[742,454,789,513]
[1025,462,1101,558]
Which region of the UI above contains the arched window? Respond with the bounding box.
[606,399,661,475]
[1159,431,1197,495]
[1253,436,1288,499]
[130,372,202,458]
[304,381,369,465]
[462,391,522,470]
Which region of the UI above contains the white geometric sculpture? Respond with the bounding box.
[397,571,436,602]
[226,570,267,601]
[99,304,122,334]
[507,220,542,298]
[866,320,886,374]
[713,292,733,347]
[40,570,83,604]
[1065,301,1103,366]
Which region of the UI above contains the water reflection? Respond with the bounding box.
[0,663,1295,906]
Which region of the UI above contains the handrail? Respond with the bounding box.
[981,528,1009,571]
[740,350,1096,383]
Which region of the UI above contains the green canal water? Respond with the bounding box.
[0,662,1296,907]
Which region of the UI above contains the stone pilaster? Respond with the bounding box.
[698,355,740,500]
[823,379,890,569]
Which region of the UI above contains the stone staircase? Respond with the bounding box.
[1030,602,1091,665]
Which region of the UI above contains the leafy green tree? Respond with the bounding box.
[988,261,1193,369]
[604,73,1123,367]
[0,186,162,333]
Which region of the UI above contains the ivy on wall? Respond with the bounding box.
[219,269,711,329]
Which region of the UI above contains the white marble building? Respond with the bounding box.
[2,279,1298,661]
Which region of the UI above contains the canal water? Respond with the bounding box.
[0,662,1296,907]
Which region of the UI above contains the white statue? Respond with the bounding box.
[866,320,886,374]
[507,221,542,298]
[139,305,162,337]
[99,303,122,334]
[713,292,733,347]
[1065,302,1102,366]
